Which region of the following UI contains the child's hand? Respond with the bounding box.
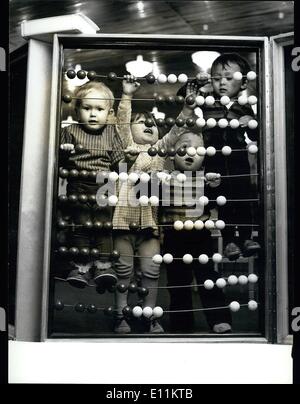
[239,115,253,128]
[124,145,140,164]
[205,172,221,187]
[122,74,140,96]
[60,143,75,153]
[196,72,210,88]
[186,81,202,98]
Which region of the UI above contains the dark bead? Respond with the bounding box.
[75,144,85,153]
[145,118,154,127]
[66,69,76,79]
[165,117,175,127]
[167,147,176,157]
[62,94,72,103]
[107,284,116,293]
[138,287,149,297]
[78,194,88,203]
[94,221,103,229]
[155,95,165,104]
[104,306,114,315]
[58,246,68,255]
[108,72,117,81]
[90,248,100,257]
[77,70,86,79]
[146,74,156,84]
[176,147,187,157]
[69,247,79,256]
[58,194,68,203]
[89,170,98,179]
[69,169,79,177]
[88,194,97,203]
[128,283,138,293]
[87,304,97,313]
[117,283,128,293]
[75,303,85,312]
[158,148,167,157]
[186,118,195,127]
[156,118,165,127]
[80,170,89,178]
[148,147,157,157]
[58,220,68,229]
[80,247,90,256]
[68,194,78,203]
[59,168,69,178]
[110,250,120,260]
[166,95,176,104]
[54,300,64,311]
[122,306,132,317]
[104,222,113,231]
[175,118,185,127]
[186,95,196,105]
[87,71,97,80]
[85,221,93,229]
[129,222,139,231]
[176,95,185,105]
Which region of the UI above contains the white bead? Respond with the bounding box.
[119,172,128,182]
[218,118,228,128]
[227,275,238,285]
[149,195,159,206]
[248,274,258,283]
[140,172,150,183]
[196,146,206,156]
[108,171,119,181]
[212,253,223,263]
[153,306,164,318]
[132,306,143,318]
[206,146,216,156]
[163,253,174,264]
[198,254,209,264]
[205,96,215,106]
[187,146,197,157]
[152,254,163,264]
[248,300,258,311]
[215,220,225,230]
[108,195,118,206]
[183,254,194,264]
[222,146,232,155]
[229,301,240,312]
[195,95,205,106]
[128,172,139,183]
[177,173,187,183]
[139,195,149,206]
[195,117,206,128]
[247,144,258,154]
[206,118,217,128]
[173,220,184,231]
[248,95,257,105]
[143,306,153,318]
[167,74,177,83]
[248,119,258,129]
[233,71,243,81]
[157,73,167,84]
[216,278,227,288]
[216,196,227,206]
[247,71,257,80]
[184,220,194,230]
[229,119,240,129]
[220,95,231,105]
[204,219,214,229]
[194,220,204,230]
[199,196,209,206]
[238,95,248,105]
[238,275,248,285]
[204,280,214,290]
[178,73,188,84]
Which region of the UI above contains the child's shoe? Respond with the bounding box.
[93,260,118,289]
[242,239,261,257]
[224,242,241,261]
[66,262,91,288]
[114,317,131,334]
[212,323,232,334]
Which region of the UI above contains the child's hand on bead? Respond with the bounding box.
[60,143,75,153]
[122,74,140,96]
[124,145,140,164]
[205,172,221,187]
[239,115,253,128]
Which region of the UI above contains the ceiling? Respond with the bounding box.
[10,0,294,53]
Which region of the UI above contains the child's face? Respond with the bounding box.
[131,114,159,145]
[211,62,247,99]
[174,133,205,172]
[77,89,112,132]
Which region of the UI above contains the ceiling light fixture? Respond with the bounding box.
[125,55,153,77]
[191,51,220,72]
